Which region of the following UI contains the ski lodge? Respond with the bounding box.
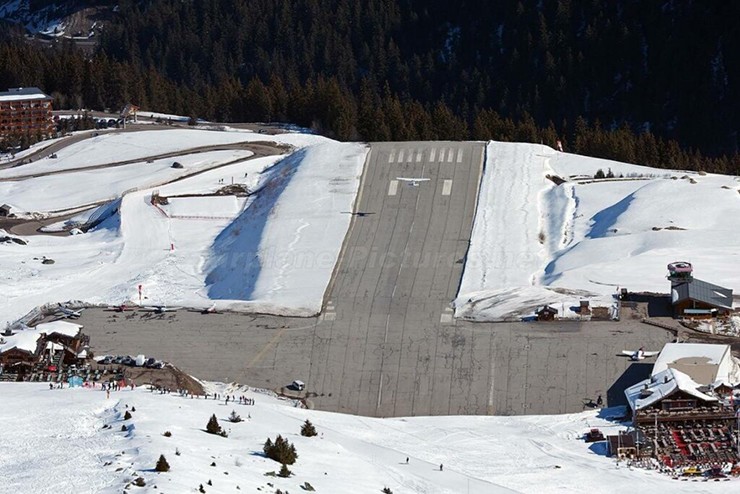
[0,321,87,375]
[620,343,740,468]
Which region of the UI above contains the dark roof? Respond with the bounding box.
[673,278,733,310]
[536,306,558,314]
[0,204,10,210]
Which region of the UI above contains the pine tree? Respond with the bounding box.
[206,414,222,435]
[300,420,317,437]
[155,454,170,472]
[228,410,242,423]
[263,435,298,465]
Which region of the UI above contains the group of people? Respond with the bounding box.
[152,387,258,406]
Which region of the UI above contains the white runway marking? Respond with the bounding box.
[416,150,422,162]
[397,150,405,163]
[456,148,463,163]
[388,150,395,163]
[388,180,398,196]
[429,148,436,162]
[447,148,454,163]
[442,179,453,196]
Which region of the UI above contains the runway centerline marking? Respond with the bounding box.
[442,179,452,196]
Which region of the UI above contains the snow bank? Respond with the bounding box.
[457,141,740,321]
[204,142,368,315]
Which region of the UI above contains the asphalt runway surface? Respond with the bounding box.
[78,140,675,417]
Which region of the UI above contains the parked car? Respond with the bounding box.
[143,357,157,368]
[121,356,136,366]
[288,380,305,391]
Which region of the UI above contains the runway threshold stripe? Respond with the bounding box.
[388,180,398,196]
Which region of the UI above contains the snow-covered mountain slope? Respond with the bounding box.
[0,129,366,326]
[456,142,740,321]
[3,382,735,494]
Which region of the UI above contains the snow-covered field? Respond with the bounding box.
[2,381,735,494]
[0,129,260,179]
[0,128,366,326]
[456,142,740,321]
[0,150,253,216]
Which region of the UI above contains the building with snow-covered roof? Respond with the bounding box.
[0,320,85,370]
[626,367,719,419]
[0,87,54,139]
[624,366,740,466]
[652,342,739,386]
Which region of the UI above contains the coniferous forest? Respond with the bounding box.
[1,0,739,174]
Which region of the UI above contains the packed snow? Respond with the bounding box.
[2,382,736,494]
[456,142,740,321]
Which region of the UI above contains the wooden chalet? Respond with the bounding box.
[535,306,558,321]
[624,366,739,467]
